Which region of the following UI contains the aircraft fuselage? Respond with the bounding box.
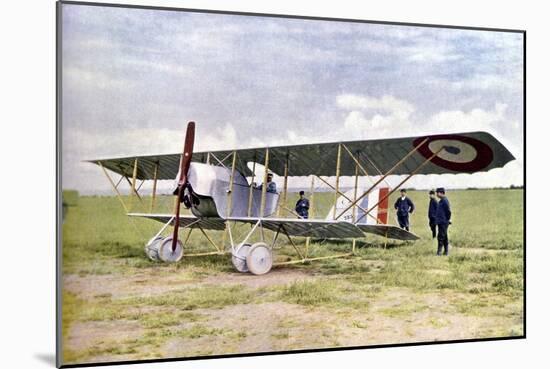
[184,163,279,218]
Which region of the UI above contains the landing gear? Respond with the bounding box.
[229,220,275,275]
[231,243,251,273]
[246,242,273,275]
[145,236,183,263]
[231,242,273,275]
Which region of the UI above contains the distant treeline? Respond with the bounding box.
[288,185,524,193]
[62,185,524,198]
[464,185,524,190]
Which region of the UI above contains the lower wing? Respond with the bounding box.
[356,224,419,241]
[129,213,418,241]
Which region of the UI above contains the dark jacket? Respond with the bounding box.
[295,198,310,217]
[394,196,414,217]
[258,181,277,194]
[428,198,438,221]
[435,197,451,225]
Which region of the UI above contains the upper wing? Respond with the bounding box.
[129,213,416,241]
[89,131,514,180]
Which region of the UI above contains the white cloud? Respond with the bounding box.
[337,94,415,115]
[60,6,523,194]
[406,46,462,63]
[332,93,523,189]
[336,93,520,144]
[450,73,523,91]
[62,93,523,194]
[62,123,239,192]
[64,66,135,91]
[336,94,416,141]
[196,124,238,152]
[429,103,507,131]
[64,123,239,161]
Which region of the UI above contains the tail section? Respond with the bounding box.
[327,187,390,225]
[377,187,389,224]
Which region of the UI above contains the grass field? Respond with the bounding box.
[61,188,524,365]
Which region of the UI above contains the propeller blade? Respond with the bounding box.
[172,121,195,252]
[178,121,195,186]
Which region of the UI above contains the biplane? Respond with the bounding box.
[90,122,515,275]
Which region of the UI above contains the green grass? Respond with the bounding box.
[62,189,523,273]
[158,325,225,339]
[61,291,81,345]
[379,302,429,318]
[391,189,524,250]
[61,188,524,363]
[280,280,338,306]
[125,285,254,310]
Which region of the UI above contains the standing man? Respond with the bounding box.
[435,187,452,256]
[394,189,415,231]
[428,190,438,238]
[295,190,310,219]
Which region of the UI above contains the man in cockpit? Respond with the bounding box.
[258,172,277,193]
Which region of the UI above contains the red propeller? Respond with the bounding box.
[172,121,195,252]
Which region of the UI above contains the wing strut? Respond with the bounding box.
[335,137,429,220]
[354,145,445,224]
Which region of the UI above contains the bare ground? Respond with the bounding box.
[63,265,522,363]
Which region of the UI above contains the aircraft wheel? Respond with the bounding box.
[158,236,184,263]
[232,243,251,273]
[145,236,164,261]
[246,242,273,275]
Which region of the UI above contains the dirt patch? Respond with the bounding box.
[68,320,143,349]
[457,247,513,254]
[64,319,145,364]
[343,289,515,345]
[202,269,317,289]
[158,288,518,358]
[63,280,522,363]
[161,302,340,357]
[426,269,452,276]
[64,268,317,301]
[63,270,199,300]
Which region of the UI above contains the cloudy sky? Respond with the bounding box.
[61,4,524,195]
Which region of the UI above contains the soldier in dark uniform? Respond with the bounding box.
[295,190,310,219]
[435,187,452,256]
[428,190,438,238]
[394,189,415,231]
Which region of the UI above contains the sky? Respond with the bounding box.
[61,4,524,195]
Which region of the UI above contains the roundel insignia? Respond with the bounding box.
[413,134,494,172]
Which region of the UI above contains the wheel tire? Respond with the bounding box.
[158,236,184,263]
[232,243,251,273]
[246,242,273,275]
[145,236,164,261]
